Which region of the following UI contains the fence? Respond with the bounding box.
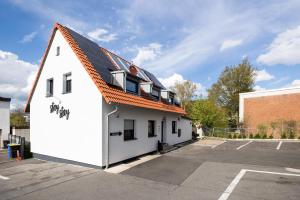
[203,126,300,139]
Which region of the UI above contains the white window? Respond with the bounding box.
[152,88,160,100]
[56,46,60,56]
[124,120,135,141]
[46,78,53,97]
[63,73,72,94]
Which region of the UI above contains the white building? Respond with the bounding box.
[25,23,192,168]
[0,97,10,148]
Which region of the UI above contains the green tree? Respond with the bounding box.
[189,99,227,129]
[10,110,27,127]
[171,80,197,110]
[208,58,255,127]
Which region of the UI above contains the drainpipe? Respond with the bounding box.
[105,105,118,169]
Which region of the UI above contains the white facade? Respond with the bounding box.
[29,28,192,167]
[104,104,192,165]
[0,99,10,148]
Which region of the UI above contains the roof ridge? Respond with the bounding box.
[25,23,185,114]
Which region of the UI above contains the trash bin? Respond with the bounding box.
[7,144,21,159]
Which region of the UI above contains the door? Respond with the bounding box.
[161,121,164,143]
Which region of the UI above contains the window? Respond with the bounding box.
[126,79,138,94]
[56,46,60,56]
[124,120,135,141]
[46,78,53,97]
[63,73,72,94]
[172,121,177,133]
[152,88,160,100]
[148,120,155,137]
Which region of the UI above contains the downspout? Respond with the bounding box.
[105,105,118,169]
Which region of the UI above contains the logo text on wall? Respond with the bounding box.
[50,102,70,120]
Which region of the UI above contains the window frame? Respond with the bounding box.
[152,87,160,100]
[124,119,136,141]
[56,46,60,56]
[63,73,72,94]
[172,121,177,134]
[126,79,139,94]
[148,120,156,137]
[46,78,54,97]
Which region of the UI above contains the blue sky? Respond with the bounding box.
[0,0,300,108]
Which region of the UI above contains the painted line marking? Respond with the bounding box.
[218,169,246,200]
[236,141,253,150]
[218,169,300,200]
[276,141,283,150]
[0,175,10,180]
[211,141,226,149]
[285,168,300,174]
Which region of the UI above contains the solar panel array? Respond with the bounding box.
[66,26,165,89]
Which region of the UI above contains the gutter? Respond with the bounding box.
[105,105,118,169]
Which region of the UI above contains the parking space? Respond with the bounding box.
[280,142,300,151]
[214,141,248,150]
[0,159,98,200]
[240,141,279,150]
[1,139,300,200]
[226,169,300,200]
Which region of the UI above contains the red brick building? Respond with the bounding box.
[239,87,300,138]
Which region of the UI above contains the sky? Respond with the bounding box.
[0,0,300,109]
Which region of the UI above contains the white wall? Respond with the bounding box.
[30,30,103,166]
[102,103,192,165]
[0,101,10,148]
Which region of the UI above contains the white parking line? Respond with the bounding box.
[0,175,10,180]
[285,168,300,173]
[218,169,300,200]
[276,141,283,150]
[218,169,246,200]
[211,141,226,149]
[236,141,253,150]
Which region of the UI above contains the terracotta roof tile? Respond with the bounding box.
[25,23,186,115]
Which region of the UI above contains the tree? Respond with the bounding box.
[189,99,227,129]
[208,58,255,127]
[171,80,197,110]
[10,109,27,127]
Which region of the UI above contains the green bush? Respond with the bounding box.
[298,136,300,139]
[269,134,274,139]
[238,134,242,139]
[249,134,253,139]
[289,132,295,139]
[228,134,232,139]
[281,133,287,139]
[262,134,267,139]
[241,134,247,139]
[233,134,237,139]
[254,133,261,139]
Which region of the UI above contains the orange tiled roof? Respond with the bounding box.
[25,23,186,115]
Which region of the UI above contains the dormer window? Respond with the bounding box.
[152,88,160,100]
[126,79,138,94]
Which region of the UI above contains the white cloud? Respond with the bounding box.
[287,79,300,87]
[158,73,207,97]
[0,50,38,108]
[254,69,274,82]
[254,85,266,91]
[220,39,243,51]
[132,43,162,66]
[87,28,117,42]
[257,26,300,65]
[20,31,37,43]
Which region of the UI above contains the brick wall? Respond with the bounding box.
[243,93,300,138]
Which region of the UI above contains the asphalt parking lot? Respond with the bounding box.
[1,140,300,200]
